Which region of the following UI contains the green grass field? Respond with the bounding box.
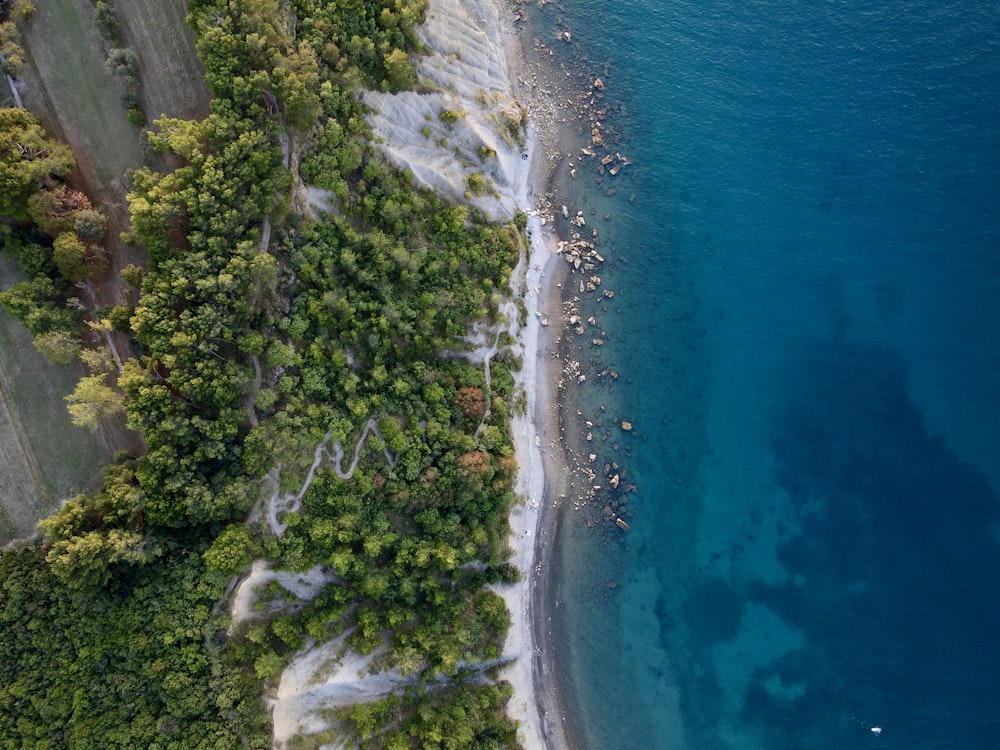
[118,0,211,122]
[0,257,111,543]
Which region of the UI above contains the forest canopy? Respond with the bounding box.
[0,0,526,745]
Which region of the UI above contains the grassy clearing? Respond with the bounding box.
[117,0,211,122]
[0,377,42,542]
[0,256,111,544]
[16,0,146,196]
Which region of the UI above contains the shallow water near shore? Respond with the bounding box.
[528,0,1000,748]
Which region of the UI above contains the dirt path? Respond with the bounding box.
[265,431,332,536]
[326,419,399,479]
[263,419,400,536]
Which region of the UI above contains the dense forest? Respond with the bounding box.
[0,0,526,746]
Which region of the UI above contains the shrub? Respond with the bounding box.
[106,48,139,83]
[467,173,486,194]
[126,108,146,127]
[11,0,36,21]
[93,1,121,42]
[74,208,107,241]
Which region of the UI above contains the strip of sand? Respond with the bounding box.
[495,209,571,750]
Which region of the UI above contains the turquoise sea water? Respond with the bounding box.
[532,0,1000,748]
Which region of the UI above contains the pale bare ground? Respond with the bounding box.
[0,258,111,544]
[364,0,529,221]
[117,0,212,122]
[229,561,335,633]
[270,633,414,748]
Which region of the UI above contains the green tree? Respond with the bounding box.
[203,523,257,574]
[79,345,116,373]
[92,1,121,42]
[120,262,147,289]
[0,277,77,334]
[43,528,149,588]
[0,109,75,221]
[52,231,89,281]
[65,373,126,430]
[74,207,107,240]
[384,48,415,91]
[272,41,321,130]
[27,185,91,237]
[106,48,139,83]
[0,22,24,77]
[32,329,81,364]
[106,304,133,333]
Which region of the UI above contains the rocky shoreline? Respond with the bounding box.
[503,4,650,747]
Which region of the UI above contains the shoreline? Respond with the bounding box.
[484,12,571,750]
[488,5,582,750]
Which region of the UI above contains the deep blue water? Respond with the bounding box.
[534,1,1000,748]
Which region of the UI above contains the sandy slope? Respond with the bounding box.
[229,561,334,632]
[365,0,528,220]
[271,633,415,746]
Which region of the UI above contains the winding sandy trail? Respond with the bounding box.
[229,560,333,632]
[265,430,331,536]
[326,419,398,479]
[264,419,400,537]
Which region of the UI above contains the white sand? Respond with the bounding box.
[492,213,563,750]
[364,0,529,220]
